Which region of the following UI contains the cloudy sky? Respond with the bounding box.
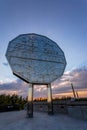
[0,0,87,98]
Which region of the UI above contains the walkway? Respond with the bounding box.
[0,110,87,130]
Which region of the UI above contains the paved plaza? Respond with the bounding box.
[0,110,87,130]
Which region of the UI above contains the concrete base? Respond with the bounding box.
[67,105,87,120]
[33,102,68,114]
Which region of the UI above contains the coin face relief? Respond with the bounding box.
[6,33,66,84]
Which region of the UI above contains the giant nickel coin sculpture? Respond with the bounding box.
[6,33,66,117]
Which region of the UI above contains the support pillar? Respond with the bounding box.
[27,83,33,118]
[47,84,54,115]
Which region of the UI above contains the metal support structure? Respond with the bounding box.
[71,83,76,99]
[47,84,54,115]
[76,91,79,99]
[27,83,33,118]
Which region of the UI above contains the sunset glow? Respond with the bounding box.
[0,0,87,98]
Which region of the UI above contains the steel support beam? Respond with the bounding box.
[27,83,33,118]
[47,84,54,115]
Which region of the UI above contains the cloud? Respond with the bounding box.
[52,66,87,95]
[0,66,87,98]
[70,67,87,90]
[0,79,28,97]
[2,62,8,66]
